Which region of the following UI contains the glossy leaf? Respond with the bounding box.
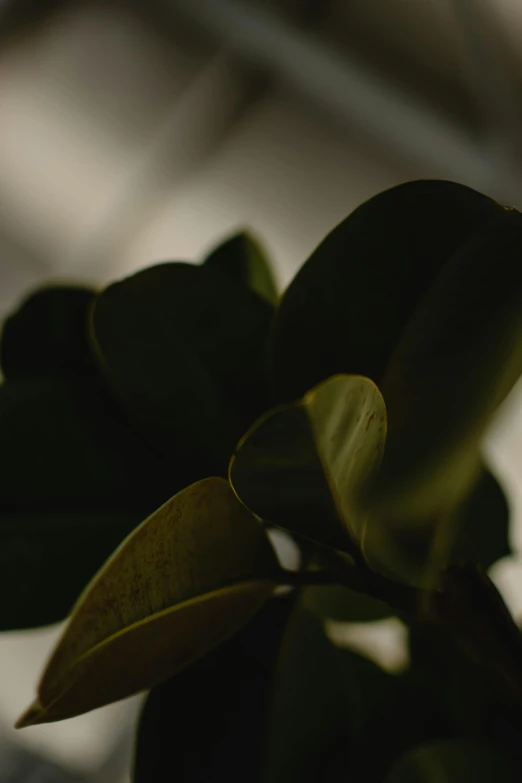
[364,209,522,583]
[229,374,386,553]
[271,180,502,403]
[1,285,95,379]
[15,478,278,726]
[204,231,279,306]
[133,594,294,782]
[262,603,392,782]
[384,740,517,782]
[89,262,274,468]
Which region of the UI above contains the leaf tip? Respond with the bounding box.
[15,699,46,729]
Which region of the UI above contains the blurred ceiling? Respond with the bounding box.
[1,0,522,304]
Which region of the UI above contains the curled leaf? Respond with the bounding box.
[16,478,278,726]
[229,374,386,554]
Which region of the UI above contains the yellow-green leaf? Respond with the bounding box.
[15,477,278,727]
[229,374,387,554]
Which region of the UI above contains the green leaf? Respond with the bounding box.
[384,740,517,782]
[363,209,522,584]
[204,231,279,306]
[0,511,140,630]
[15,478,278,727]
[262,603,392,783]
[303,583,391,622]
[357,667,453,781]
[89,262,274,468]
[133,594,294,783]
[0,376,180,515]
[271,180,502,403]
[229,374,387,553]
[1,285,95,379]
[451,467,511,570]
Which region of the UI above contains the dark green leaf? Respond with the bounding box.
[356,667,453,781]
[451,468,511,570]
[364,209,522,584]
[384,740,517,782]
[89,263,274,469]
[0,376,191,629]
[263,603,393,783]
[229,374,386,553]
[1,285,95,379]
[271,180,501,403]
[0,511,140,630]
[0,376,176,515]
[133,594,294,783]
[204,231,279,306]
[303,583,391,622]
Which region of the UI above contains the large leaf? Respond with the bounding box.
[133,594,294,783]
[271,180,502,403]
[0,511,140,630]
[15,477,278,726]
[262,603,393,783]
[451,467,511,570]
[204,231,279,306]
[89,262,274,469]
[229,374,386,554]
[1,285,95,379]
[384,740,517,782]
[363,209,522,584]
[0,376,169,514]
[0,373,214,629]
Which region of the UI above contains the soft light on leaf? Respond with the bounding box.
[229,374,386,554]
[271,180,501,402]
[15,478,278,727]
[204,231,279,306]
[364,210,522,584]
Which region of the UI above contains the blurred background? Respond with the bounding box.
[1,0,522,779]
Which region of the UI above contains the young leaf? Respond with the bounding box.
[384,740,517,782]
[229,374,386,553]
[1,285,95,379]
[363,209,522,584]
[15,478,278,726]
[204,231,279,306]
[133,594,294,783]
[271,180,502,403]
[89,262,274,468]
